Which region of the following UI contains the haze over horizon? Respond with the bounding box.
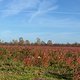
[0,0,80,43]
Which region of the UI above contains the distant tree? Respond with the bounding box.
[0,39,1,43]
[0,39,4,44]
[19,37,24,45]
[12,39,18,44]
[47,40,53,45]
[41,41,46,45]
[36,38,41,45]
[25,40,30,45]
[73,42,79,46]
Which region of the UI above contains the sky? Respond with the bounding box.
[0,0,80,43]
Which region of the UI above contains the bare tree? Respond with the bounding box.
[36,37,41,45]
[19,37,24,45]
[41,41,46,45]
[47,40,53,45]
[12,39,18,44]
[25,40,30,45]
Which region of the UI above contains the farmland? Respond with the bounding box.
[0,45,80,80]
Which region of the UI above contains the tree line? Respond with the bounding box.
[0,37,80,46]
[0,37,53,45]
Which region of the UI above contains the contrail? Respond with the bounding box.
[49,11,80,14]
[41,5,58,13]
[28,0,58,23]
[28,6,58,23]
[28,10,80,23]
[28,11,40,23]
[1,10,80,15]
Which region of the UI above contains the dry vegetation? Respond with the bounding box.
[0,45,80,80]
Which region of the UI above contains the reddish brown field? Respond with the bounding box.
[0,45,80,80]
[0,45,80,67]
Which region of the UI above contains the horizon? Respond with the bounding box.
[0,0,80,43]
[0,37,80,45]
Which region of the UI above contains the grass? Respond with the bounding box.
[0,47,74,80]
[0,64,66,80]
[0,63,71,79]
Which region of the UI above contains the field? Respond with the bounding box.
[0,45,80,80]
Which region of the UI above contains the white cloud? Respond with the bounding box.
[0,30,80,43]
[0,30,12,41]
[2,0,58,21]
[0,30,12,36]
[11,32,80,43]
[2,0,40,16]
[3,0,37,16]
[49,11,80,14]
[28,0,58,22]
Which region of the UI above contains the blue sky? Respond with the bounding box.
[0,0,80,43]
